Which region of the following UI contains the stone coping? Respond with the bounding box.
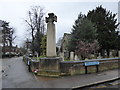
[24,55,120,63]
[61,57,120,63]
[40,57,62,59]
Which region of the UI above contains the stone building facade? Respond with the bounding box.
[61,33,71,59]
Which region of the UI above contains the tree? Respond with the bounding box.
[87,5,119,57]
[34,32,43,56]
[76,18,97,42]
[68,13,97,52]
[25,6,46,56]
[40,35,46,56]
[1,20,16,56]
[68,13,85,52]
[8,27,16,47]
[116,35,120,50]
[75,40,99,60]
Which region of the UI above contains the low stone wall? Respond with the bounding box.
[23,55,29,64]
[39,57,62,71]
[60,61,84,74]
[60,58,119,75]
[30,60,39,71]
[23,56,62,76]
[23,55,39,71]
[23,56,120,77]
[38,57,62,77]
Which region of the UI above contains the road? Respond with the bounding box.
[2,57,47,88]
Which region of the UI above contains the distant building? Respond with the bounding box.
[2,45,20,55]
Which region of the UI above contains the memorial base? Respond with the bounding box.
[38,57,62,77]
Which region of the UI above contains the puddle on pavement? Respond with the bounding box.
[36,76,58,81]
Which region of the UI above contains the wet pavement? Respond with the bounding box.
[83,78,120,89]
[2,57,119,89]
[2,57,47,88]
[43,69,119,88]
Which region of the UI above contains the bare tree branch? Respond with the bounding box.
[24,6,46,56]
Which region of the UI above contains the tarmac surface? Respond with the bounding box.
[1,57,119,89]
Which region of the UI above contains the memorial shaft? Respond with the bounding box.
[46,13,57,57]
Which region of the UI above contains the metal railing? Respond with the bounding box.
[61,57,120,63]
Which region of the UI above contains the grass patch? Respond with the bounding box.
[32,56,46,60]
[64,59,74,61]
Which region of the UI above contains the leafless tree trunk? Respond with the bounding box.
[25,6,46,56]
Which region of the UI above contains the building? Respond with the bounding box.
[61,33,71,58]
[3,45,20,55]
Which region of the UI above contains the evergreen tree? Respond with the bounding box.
[68,13,84,52]
[87,5,119,56]
[40,35,46,56]
[68,13,97,52]
[34,32,43,56]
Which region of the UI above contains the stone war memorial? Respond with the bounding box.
[39,13,62,76]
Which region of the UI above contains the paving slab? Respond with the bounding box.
[36,69,119,88]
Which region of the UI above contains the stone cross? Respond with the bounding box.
[45,13,57,23]
[45,13,57,57]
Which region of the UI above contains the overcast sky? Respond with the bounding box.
[0,0,119,47]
